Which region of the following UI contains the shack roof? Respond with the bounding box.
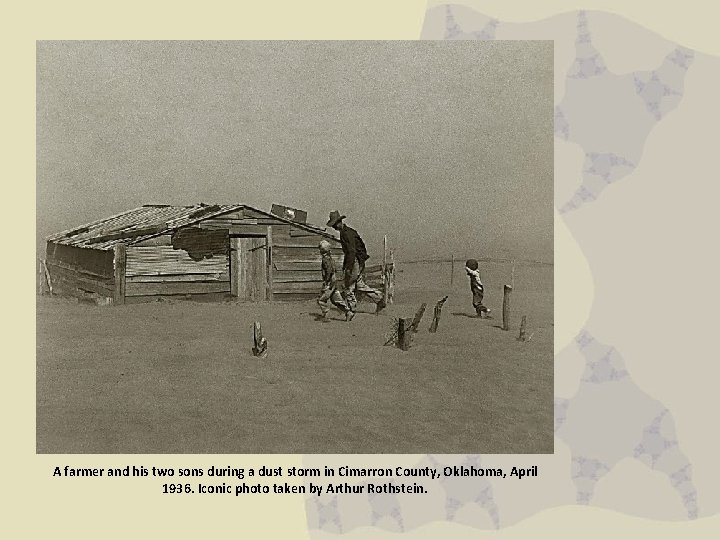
[47,204,337,250]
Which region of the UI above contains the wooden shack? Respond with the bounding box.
[43,204,364,304]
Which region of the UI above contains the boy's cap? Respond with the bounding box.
[318,240,332,252]
[465,259,479,270]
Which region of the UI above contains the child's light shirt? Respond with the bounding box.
[466,267,483,290]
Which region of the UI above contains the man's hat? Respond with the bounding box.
[465,259,479,270]
[326,210,346,227]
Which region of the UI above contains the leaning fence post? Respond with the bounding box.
[429,295,449,333]
[409,303,426,332]
[502,285,512,331]
[41,259,53,296]
[252,321,268,357]
[518,315,527,341]
[450,254,455,286]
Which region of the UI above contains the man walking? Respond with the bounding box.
[327,210,386,317]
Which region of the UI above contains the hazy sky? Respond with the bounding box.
[37,40,553,262]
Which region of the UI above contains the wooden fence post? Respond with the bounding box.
[429,296,449,333]
[450,254,455,286]
[252,321,268,357]
[266,226,274,300]
[502,284,512,331]
[397,317,412,351]
[383,235,389,305]
[41,259,53,296]
[387,250,395,304]
[409,303,427,332]
[113,244,126,305]
[518,315,527,341]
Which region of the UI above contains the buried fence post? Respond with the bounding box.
[429,295,449,333]
[383,306,426,348]
[252,321,268,357]
[410,303,427,333]
[518,315,527,341]
[502,285,512,331]
[397,317,412,351]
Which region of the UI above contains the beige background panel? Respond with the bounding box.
[590,11,677,73]
[312,508,720,539]
[593,458,689,520]
[554,138,587,219]
[572,48,720,514]
[426,0,720,55]
[554,209,593,358]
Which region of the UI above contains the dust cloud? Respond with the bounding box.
[37,40,553,263]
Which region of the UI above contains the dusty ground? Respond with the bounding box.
[36,260,553,454]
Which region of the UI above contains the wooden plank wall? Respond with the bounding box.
[271,224,343,299]
[125,235,230,297]
[201,208,344,300]
[270,226,393,299]
[44,242,116,300]
[200,209,282,236]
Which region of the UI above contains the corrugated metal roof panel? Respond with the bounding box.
[48,204,243,250]
[47,203,338,250]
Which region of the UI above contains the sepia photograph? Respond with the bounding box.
[36,40,553,454]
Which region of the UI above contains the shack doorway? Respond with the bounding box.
[230,235,269,301]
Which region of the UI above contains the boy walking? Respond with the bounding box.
[465,258,491,318]
[317,240,354,322]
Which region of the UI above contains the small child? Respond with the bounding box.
[465,259,491,318]
[317,240,354,322]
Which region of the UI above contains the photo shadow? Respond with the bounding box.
[308,313,343,323]
[451,312,477,318]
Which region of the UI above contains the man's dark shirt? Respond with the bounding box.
[339,225,369,271]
